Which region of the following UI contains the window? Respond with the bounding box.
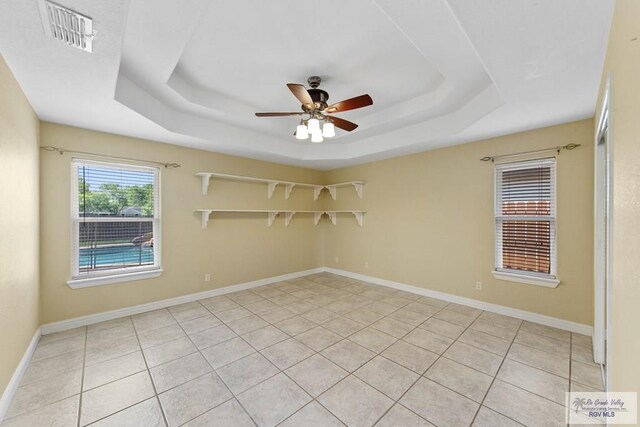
[68,159,162,288]
[493,158,559,287]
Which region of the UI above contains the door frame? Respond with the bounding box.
[593,75,612,388]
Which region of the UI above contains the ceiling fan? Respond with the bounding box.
[255,76,373,143]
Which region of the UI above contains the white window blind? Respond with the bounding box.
[71,160,161,280]
[495,158,556,278]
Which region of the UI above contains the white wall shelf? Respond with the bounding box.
[196,172,364,200]
[197,209,365,229]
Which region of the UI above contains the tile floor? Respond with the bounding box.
[2,273,604,426]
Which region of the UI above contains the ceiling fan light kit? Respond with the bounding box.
[256,76,373,143]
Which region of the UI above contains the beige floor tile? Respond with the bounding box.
[572,333,593,349]
[433,309,476,327]
[322,317,367,337]
[132,309,177,333]
[32,335,85,362]
[216,307,253,323]
[285,354,348,397]
[84,335,140,367]
[216,353,279,394]
[241,325,288,350]
[370,317,414,338]
[280,401,344,426]
[179,314,221,335]
[83,351,146,391]
[387,309,429,327]
[477,312,522,329]
[321,340,376,372]
[226,314,269,335]
[183,398,254,427]
[417,296,449,308]
[366,301,399,316]
[159,373,232,427]
[472,406,522,426]
[20,349,83,385]
[483,380,565,426]
[403,328,453,354]
[571,345,596,364]
[90,397,164,427]
[514,330,570,357]
[229,293,264,305]
[445,303,483,317]
[404,302,441,317]
[470,318,518,341]
[150,352,212,393]
[444,341,504,376]
[344,309,384,325]
[324,300,358,315]
[305,294,335,306]
[497,359,568,405]
[274,316,317,336]
[2,395,79,427]
[354,356,419,400]
[295,326,342,351]
[376,404,434,426]
[571,360,604,390]
[80,371,154,425]
[318,376,394,427]
[143,336,198,368]
[283,300,318,315]
[507,342,569,378]
[38,327,86,346]
[267,293,301,306]
[426,358,493,403]
[238,373,311,427]
[459,329,511,356]
[378,295,413,307]
[381,340,438,374]
[201,297,239,313]
[258,306,296,323]
[171,306,210,323]
[189,325,237,350]
[6,369,81,419]
[138,324,186,349]
[244,299,278,314]
[86,317,132,333]
[201,337,255,369]
[349,327,397,353]
[520,321,570,342]
[86,323,135,348]
[400,378,479,427]
[261,338,314,370]
[419,318,465,340]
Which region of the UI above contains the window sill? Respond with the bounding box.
[67,269,163,289]
[491,270,560,288]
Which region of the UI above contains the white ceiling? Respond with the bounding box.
[0,0,614,169]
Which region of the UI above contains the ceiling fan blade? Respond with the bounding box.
[328,116,358,132]
[324,94,373,113]
[287,83,315,109]
[255,112,304,117]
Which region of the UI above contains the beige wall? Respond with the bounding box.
[324,120,594,325]
[0,55,40,395]
[39,123,326,323]
[596,0,640,394]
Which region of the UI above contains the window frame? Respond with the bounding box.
[67,158,163,289]
[492,158,560,288]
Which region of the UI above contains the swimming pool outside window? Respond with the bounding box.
[68,159,162,288]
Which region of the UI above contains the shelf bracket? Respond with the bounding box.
[326,185,337,200]
[313,186,323,201]
[267,181,278,199]
[314,211,323,225]
[284,211,295,227]
[326,211,337,225]
[284,183,295,200]
[200,174,212,195]
[352,211,364,227]
[352,182,364,198]
[201,210,212,229]
[267,211,278,227]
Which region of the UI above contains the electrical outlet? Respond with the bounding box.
[205,274,211,282]
[364,261,369,269]
[475,281,482,290]
[335,256,339,264]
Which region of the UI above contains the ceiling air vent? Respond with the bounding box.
[37,0,93,52]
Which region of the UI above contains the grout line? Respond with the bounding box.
[76,326,88,427]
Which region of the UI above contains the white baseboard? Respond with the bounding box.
[324,267,593,336]
[0,327,41,423]
[41,267,324,335]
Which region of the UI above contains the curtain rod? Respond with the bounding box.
[480,143,581,162]
[41,146,181,168]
